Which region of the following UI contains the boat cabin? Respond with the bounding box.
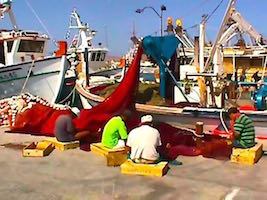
[0,30,48,66]
[87,48,108,72]
[67,9,109,74]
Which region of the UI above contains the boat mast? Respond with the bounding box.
[199,15,208,73]
[7,7,18,31]
[69,9,95,49]
[0,0,18,31]
[204,0,236,72]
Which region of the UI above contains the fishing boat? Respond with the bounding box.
[173,0,267,108]
[66,8,108,75]
[74,0,267,139]
[0,1,108,104]
[0,0,70,103]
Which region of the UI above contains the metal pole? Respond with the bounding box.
[136,6,165,36]
[199,23,205,72]
[160,11,163,36]
[204,0,237,71]
[233,52,236,81]
[84,48,89,87]
[261,56,267,81]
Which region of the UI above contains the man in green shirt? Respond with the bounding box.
[228,107,255,149]
[101,110,131,149]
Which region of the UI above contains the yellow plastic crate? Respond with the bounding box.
[121,159,169,177]
[45,137,80,151]
[231,143,263,165]
[90,143,127,166]
[23,141,54,157]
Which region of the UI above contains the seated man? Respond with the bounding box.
[252,71,261,82]
[228,107,255,148]
[54,107,90,142]
[101,110,131,149]
[239,69,247,82]
[126,115,162,164]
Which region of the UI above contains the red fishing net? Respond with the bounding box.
[10,103,71,136]
[157,122,232,160]
[9,46,143,137]
[73,46,143,133]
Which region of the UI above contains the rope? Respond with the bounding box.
[58,86,76,104]
[161,58,190,102]
[24,0,56,44]
[20,60,35,94]
[71,86,76,106]
[148,29,160,36]
[205,0,225,23]
[220,109,229,133]
[178,0,212,20]
[177,0,225,41]
[184,24,199,31]
[175,125,204,138]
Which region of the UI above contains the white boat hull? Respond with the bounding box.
[0,56,69,103]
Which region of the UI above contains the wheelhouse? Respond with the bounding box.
[0,30,48,66]
[90,50,107,62]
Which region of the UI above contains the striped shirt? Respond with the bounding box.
[234,114,255,148]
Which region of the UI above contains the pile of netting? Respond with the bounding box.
[0,93,71,136]
[157,122,232,160]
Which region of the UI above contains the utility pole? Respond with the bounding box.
[136,5,166,36]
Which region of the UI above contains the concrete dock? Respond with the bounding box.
[1,128,267,200]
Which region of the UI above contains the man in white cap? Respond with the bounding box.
[126,115,162,164]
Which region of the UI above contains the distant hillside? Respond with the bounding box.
[106,54,150,63]
[106,55,121,62]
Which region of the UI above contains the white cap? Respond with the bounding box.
[71,107,80,117]
[141,115,153,123]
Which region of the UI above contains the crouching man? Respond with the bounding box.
[54,107,90,142]
[228,107,255,149]
[126,115,162,164]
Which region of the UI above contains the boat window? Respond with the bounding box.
[91,52,96,61]
[7,41,14,52]
[18,40,44,53]
[0,42,5,65]
[96,52,101,61]
[100,53,106,61]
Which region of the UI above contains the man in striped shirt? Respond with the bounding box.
[228,107,255,148]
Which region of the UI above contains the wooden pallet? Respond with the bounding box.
[23,141,54,157]
[45,137,80,151]
[90,143,127,166]
[231,143,263,165]
[121,159,169,177]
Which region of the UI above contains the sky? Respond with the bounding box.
[1,0,266,56]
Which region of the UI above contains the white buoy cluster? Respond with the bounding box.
[0,98,11,126]
[65,49,79,79]
[0,93,70,127]
[128,44,139,66]
[67,49,79,71]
